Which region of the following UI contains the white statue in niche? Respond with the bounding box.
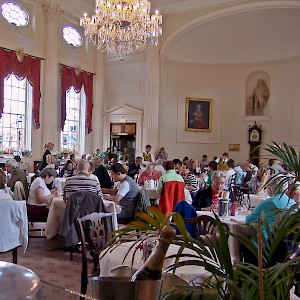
[246,79,270,116]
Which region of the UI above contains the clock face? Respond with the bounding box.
[250,129,260,142]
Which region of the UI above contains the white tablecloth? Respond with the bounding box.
[45,197,119,239]
[0,200,28,252]
[100,242,212,284]
[196,211,246,263]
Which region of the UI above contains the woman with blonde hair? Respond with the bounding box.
[39,142,54,171]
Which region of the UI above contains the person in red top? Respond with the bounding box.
[192,171,226,211]
[137,163,161,185]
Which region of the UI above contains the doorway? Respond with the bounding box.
[110,123,136,153]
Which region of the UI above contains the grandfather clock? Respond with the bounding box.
[248,122,262,166]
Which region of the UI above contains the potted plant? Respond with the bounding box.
[101,142,300,299]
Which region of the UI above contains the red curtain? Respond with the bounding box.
[0,47,41,129]
[61,65,94,134]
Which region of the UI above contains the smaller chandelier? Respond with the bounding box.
[80,0,162,60]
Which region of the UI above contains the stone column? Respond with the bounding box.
[143,46,160,153]
[41,0,63,152]
[91,51,105,152]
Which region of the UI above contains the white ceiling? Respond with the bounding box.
[65,1,300,64]
[166,8,300,64]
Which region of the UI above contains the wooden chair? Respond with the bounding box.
[76,212,113,300]
[184,215,229,239]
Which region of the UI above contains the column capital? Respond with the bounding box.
[43,0,64,22]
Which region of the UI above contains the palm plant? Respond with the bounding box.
[262,141,300,195]
[101,142,300,299]
[102,204,300,299]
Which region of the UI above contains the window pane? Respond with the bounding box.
[61,87,83,154]
[1,74,28,155]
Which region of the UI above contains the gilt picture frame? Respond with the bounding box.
[185,98,212,132]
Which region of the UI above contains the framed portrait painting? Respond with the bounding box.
[185,98,212,132]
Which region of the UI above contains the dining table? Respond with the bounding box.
[99,241,213,285]
[45,196,119,240]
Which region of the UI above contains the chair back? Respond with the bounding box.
[76,212,113,299]
[58,191,112,248]
[174,200,197,238]
[184,215,228,239]
[134,187,151,216]
[13,181,27,200]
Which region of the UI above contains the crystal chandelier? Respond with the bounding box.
[80,0,163,60]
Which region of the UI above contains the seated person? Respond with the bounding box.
[64,159,102,201]
[60,151,69,166]
[154,159,166,175]
[206,161,218,187]
[172,159,183,175]
[27,168,59,218]
[6,159,29,199]
[14,155,28,175]
[118,155,129,173]
[137,163,161,185]
[91,156,113,188]
[156,160,185,214]
[242,175,297,265]
[181,162,198,191]
[58,160,74,177]
[234,165,244,185]
[225,159,236,190]
[192,171,226,211]
[102,163,140,220]
[128,156,142,178]
[255,168,271,196]
[0,169,13,202]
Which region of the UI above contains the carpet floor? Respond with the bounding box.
[0,238,93,299]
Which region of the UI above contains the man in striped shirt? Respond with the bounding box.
[63,159,103,201]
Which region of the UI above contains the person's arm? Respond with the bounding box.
[256,173,269,194]
[101,187,117,195]
[105,181,129,203]
[35,187,58,204]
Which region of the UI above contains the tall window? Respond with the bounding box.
[60,87,86,154]
[1,74,32,155]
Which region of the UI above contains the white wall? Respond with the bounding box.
[159,58,300,163]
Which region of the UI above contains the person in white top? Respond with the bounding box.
[28,168,59,206]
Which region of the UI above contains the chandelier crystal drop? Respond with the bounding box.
[80,0,162,60]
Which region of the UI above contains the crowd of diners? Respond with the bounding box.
[1,142,298,238]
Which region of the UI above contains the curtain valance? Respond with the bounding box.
[0,47,41,129]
